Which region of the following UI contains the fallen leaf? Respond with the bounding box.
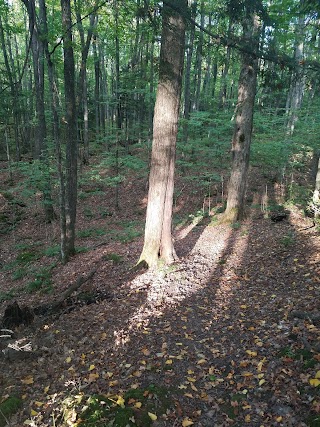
[148,412,157,421]
[89,364,95,371]
[310,378,320,387]
[21,376,34,385]
[182,418,194,426]
[116,396,125,408]
[88,373,99,382]
[135,401,142,408]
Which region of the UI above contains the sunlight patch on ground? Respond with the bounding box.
[114,223,250,348]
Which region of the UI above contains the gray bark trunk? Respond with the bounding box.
[224,13,260,222]
[138,0,186,268]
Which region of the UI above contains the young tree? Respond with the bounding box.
[138,0,187,268]
[224,3,261,222]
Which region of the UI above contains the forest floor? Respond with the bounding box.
[0,158,320,427]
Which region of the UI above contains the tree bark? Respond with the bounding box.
[74,0,97,165]
[224,13,260,222]
[286,15,305,136]
[313,154,320,219]
[61,0,78,262]
[138,0,186,268]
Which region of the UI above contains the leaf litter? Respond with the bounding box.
[0,172,319,426]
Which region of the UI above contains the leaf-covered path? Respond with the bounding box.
[1,201,319,427]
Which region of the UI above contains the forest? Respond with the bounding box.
[0,0,320,426]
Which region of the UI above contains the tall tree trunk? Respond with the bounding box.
[61,0,78,262]
[0,16,21,160]
[74,0,96,165]
[312,153,320,219]
[224,13,260,222]
[39,0,67,257]
[286,15,305,136]
[192,0,204,111]
[21,0,56,223]
[218,21,233,109]
[182,2,196,142]
[93,33,100,137]
[138,0,186,268]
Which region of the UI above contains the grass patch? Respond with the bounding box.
[0,396,22,427]
[279,232,295,247]
[43,245,60,257]
[0,290,17,303]
[102,253,123,263]
[278,346,317,369]
[110,222,143,243]
[77,228,106,238]
[79,384,174,427]
[25,265,54,294]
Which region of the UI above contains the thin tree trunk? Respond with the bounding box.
[182,2,196,142]
[193,0,204,111]
[0,16,21,160]
[286,15,305,136]
[138,0,186,268]
[61,0,78,262]
[313,154,320,219]
[224,13,260,222]
[74,0,96,165]
[218,21,233,109]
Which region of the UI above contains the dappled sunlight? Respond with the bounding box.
[113,221,251,348]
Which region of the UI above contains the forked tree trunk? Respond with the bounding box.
[224,13,260,222]
[138,0,186,268]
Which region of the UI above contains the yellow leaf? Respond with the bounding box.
[310,378,320,387]
[187,377,196,382]
[315,371,320,379]
[187,370,194,374]
[240,305,247,309]
[197,359,206,365]
[148,412,157,421]
[142,348,150,356]
[21,376,34,385]
[44,386,50,393]
[182,418,194,426]
[245,414,251,422]
[246,350,257,357]
[135,402,142,408]
[276,416,283,422]
[109,380,119,387]
[178,384,187,389]
[165,359,173,365]
[34,401,44,407]
[116,396,125,408]
[30,409,38,416]
[65,356,72,363]
[89,364,95,371]
[259,379,266,386]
